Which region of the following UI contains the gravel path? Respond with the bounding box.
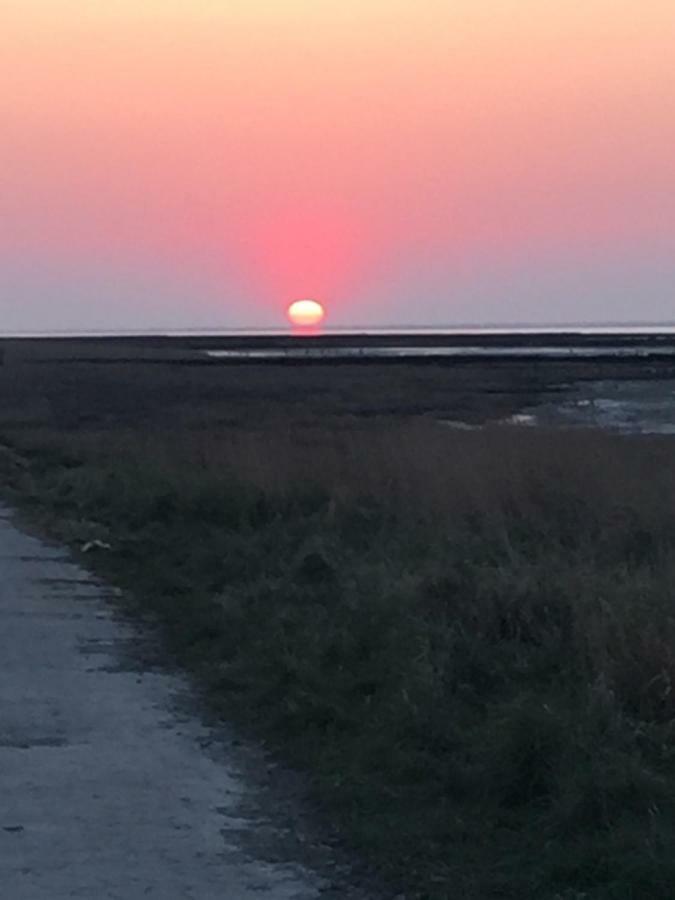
[0,506,374,899]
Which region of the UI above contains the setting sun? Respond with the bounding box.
[287,299,326,328]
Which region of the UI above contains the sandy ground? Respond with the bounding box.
[0,506,378,899]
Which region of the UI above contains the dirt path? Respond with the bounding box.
[0,506,377,899]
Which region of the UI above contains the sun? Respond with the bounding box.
[287,299,326,328]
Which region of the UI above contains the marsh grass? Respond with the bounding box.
[4,416,675,898]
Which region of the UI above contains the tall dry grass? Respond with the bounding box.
[5,420,675,898]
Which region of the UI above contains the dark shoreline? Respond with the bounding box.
[6,329,675,348]
[5,333,675,373]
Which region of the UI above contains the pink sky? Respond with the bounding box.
[2,1,674,331]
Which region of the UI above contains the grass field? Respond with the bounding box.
[3,339,675,898]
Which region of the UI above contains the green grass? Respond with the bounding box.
[3,420,675,899]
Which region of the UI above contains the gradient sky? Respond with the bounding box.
[3,0,674,331]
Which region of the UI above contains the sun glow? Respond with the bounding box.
[4,1,675,330]
[287,299,326,328]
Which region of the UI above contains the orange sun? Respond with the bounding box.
[287,299,325,328]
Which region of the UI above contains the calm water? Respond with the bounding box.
[523,381,675,436]
[206,345,675,361]
[5,324,675,338]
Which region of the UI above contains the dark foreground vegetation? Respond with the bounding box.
[2,340,675,899]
